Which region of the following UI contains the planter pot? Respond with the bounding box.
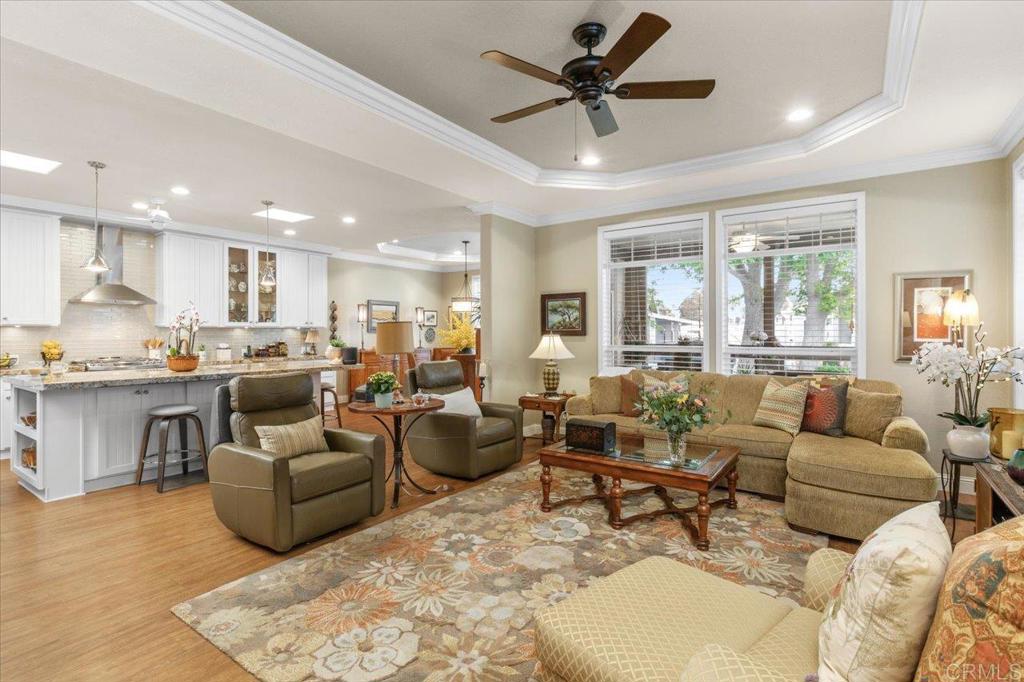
[373,392,394,409]
[1008,449,1024,486]
[197,351,207,362]
[167,355,199,372]
[325,346,342,361]
[342,347,358,365]
[946,424,990,460]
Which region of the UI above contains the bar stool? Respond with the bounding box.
[321,382,343,427]
[134,404,209,493]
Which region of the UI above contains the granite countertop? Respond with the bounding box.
[5,359,361,391]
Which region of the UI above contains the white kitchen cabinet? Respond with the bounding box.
[0,208,61,326]
[88,383,186,480]
[279,251,328,327]
[155,233,222,327]
[1,380,12,454]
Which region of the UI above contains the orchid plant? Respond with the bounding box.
[912,323,1024,427]
[168,302,202,357]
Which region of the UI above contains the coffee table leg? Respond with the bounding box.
[592,474,605,495]
[696,493,710,551]
[540,464,552,512]
[727,468,738,510]
[609,477,624,529]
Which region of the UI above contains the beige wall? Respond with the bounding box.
[530,159,1013,469]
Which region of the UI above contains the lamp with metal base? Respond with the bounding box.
[529,333,574,396]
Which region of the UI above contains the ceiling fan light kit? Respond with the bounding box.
[482,12,715,138]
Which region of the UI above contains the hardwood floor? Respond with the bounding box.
[0,409,971,680]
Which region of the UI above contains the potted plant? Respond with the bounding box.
[637,380,714,465]
[326,339,343,361]
[438,313,476,354]
[167,303,201,372]
[913,324,1023,459]
[367,371,399,408]
[197,344,207,362]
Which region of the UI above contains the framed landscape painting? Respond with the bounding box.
[541,292,587,336]
[367,299,399,333]
[893,270,971,362]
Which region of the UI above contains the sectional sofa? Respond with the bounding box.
[565,370,939,540]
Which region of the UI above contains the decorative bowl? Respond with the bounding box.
[167,354,200,372]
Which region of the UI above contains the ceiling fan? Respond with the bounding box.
[481,12,715,138]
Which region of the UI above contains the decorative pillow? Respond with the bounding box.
[845,387,902,443]
[620,376,641,418]
[819,502,952,682]
[752,378,808,436]
[589,375,622,414]
[429,386,482,419]
[801,382,849,437]
[255,414,329,457]
[913,516,1023,682]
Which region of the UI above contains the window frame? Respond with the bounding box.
[714,192,867,378]
[597,212,711,376]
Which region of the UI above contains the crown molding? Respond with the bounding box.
[466,202,541,227]
[328,249,459,272]
[376,241,481,264]
[994,96,1024,155]
[135,0,923,191]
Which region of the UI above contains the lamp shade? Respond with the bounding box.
[415,307,425,324]
[376,321,414,355]
[529,333,574,360]
[942,289,980,326]
[357,303,368,323]
[304,329,321,344]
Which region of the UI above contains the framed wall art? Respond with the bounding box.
[893,270,971,362]
[423,310,438,327]
[366,299,399,334]
[541,292,587,336]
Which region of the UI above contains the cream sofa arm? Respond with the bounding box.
[566,394,594,416]
[802,547,853,611]
[682,644,792,682]
[882,415,930,455]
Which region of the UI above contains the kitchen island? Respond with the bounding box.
[6,359,349,501]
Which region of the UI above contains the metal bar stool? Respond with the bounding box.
[134,404,210,493]
[321,382,343,427]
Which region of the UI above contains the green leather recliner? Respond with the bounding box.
[208,372,385,552]
[405,361,524,480]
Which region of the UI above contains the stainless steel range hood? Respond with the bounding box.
[70,225,156,306]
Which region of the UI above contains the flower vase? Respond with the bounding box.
[946,425,990,460]
[1008,449,1024,486]
[373,392,394,409]
[667,432,687,465]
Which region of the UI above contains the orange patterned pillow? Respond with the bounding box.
[914,516,1024,682]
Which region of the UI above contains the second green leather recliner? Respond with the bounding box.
[405,361,523,480]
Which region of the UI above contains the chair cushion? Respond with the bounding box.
[289,451,371,503]
[535,556,793,682]
[844,386,902,443]
[255,414,329,457]
[430,386,482,418]
[752,378,809,436]
[789,431,938,501]
[229,372,314,412]
[415,360,464,392]
[590,375,622,414]
[706,424,793,460]
[476,416,515,448]
[743,607,822,679]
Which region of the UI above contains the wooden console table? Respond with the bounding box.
[974,460,1024,533]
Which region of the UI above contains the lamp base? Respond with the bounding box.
[542,360,560,395]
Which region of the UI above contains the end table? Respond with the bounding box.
[519,394,571,445]
[941,448,989,541]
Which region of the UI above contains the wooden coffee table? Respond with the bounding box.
[538,436,740,550]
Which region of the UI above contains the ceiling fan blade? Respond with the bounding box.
[615,79,716,99]
[594,12,671,81]
[480,50,564,86]
[586,100,619,137]
[491,98,567,123]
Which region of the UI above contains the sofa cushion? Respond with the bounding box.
[289,451,371,503]
[914,516,1024,682]
[706,424,793,460]
[682,644,793,682]
[535,556,793,682]
[844,386,902,443]
[743,607,822,678]
[681,424,721,444]
[819,502,951,682]
[801,382,849,437]
[753,378,809,436]
[476,416,515,448]
[590,375,622,414]
[255,414,330,457]
[621,375,642,417]
[723,375,773,424]
[788,431,938,501]
[593,413,643,436]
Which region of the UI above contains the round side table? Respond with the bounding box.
[941,448,989,541]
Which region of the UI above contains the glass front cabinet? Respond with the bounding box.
[255,249,279,324]
[225,245,252,325]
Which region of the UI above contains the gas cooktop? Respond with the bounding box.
[68,356,166,372]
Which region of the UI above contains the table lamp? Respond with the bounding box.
[376,320,414,381]
[530,333,574,396]
[942,289,980,346]
[303,329,320,356]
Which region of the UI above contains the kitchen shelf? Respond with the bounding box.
[13,422,37,440]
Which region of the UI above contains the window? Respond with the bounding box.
[599,214,709,374]
[717,193,865,377]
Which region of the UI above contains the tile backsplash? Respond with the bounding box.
[0,224,321,361]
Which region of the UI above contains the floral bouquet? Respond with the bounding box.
[637,379,714,463]
[438,313,476,353]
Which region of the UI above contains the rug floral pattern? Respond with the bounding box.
[173,463,826,681]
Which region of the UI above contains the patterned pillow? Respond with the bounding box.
[819,502,952,682]
[913,516,1023,682]
[254,414,329,457]
[801,382,848,437]
[752,378,808,436]
[620,376,642,418]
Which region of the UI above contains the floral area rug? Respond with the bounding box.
[173,462,826,681]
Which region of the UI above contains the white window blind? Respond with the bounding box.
[600,217,707,374]
[721,198,861,377]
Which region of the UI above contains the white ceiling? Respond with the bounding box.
[0,0,1022,267]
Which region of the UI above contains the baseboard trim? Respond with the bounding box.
[941,471,976,497]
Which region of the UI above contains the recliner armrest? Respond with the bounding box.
[324,429,386,515]
[566,394,594,416]
[882,415,929,455]
[207,442,295,551]
[208,442,293,491]
[480,402,522,424]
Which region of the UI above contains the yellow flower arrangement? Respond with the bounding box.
[438,313,476,352]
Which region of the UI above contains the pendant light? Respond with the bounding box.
[81,161,110,273]
[259,199,276,288]
[450,240,478,313]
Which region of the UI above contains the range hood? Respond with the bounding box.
[70,225,156,306]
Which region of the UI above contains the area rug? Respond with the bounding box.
[174,462,827,681]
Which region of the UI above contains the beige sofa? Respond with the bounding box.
[566,370,938,540]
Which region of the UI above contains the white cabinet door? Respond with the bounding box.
[92,384,186,479]
[308,254,329,327]
[156,233,197,326]
[0,381,11,453]
[195,238,223,326]
[278,250,309,327]
[0,208,60,326]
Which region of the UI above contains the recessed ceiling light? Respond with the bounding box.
[391,239,399,243]
[252,207,314,223]
[170,185,190,196]
[0,150,62,174]
[132,201,149,210]
[283,229,297,236]
[786,108,814,122]
[342,215,356,224]
[579,154,601,167]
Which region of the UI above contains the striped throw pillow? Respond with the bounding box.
[752,379,809,436]
[255,415,329,457]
